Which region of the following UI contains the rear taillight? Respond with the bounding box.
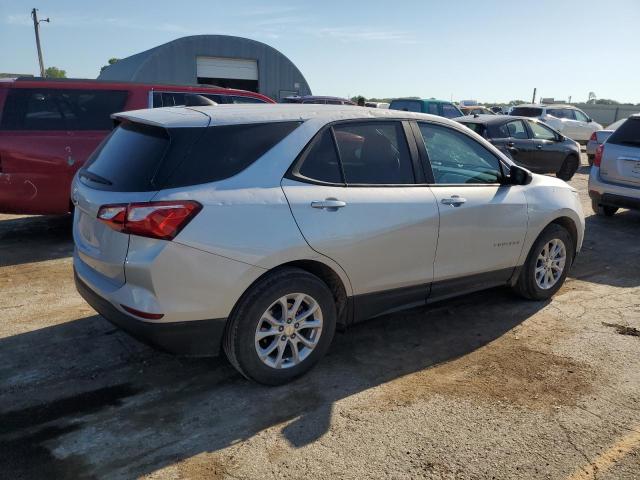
[589,132,597,141]
[97,201,201,240]
[593,144,604,167]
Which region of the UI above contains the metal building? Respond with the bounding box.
[98,35,311,101]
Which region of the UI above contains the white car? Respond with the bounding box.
[73,104,585,384]
[510,104,602,142]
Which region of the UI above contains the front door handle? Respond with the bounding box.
[441,195,467,207]
[536,144,543,149]
[311,198,347,211]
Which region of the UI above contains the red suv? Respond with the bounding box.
[0,78,273,215]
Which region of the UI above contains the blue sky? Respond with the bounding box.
[1,0,639,103]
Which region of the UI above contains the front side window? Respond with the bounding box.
[441,103,463,118]
[418,123,502,184]
[505,120,529,139]
[296,129,343,184]
[0,88,127,131]
[161,92,186,107]
[230,95,266,104]
[527,121,556,140]
[574,110,589,122]
[334,122,415,185]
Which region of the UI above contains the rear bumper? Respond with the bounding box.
[589,167,640,211]
[75,270,227,356]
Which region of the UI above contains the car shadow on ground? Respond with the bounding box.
[0,288,547,479]
[570,210,640,288]
[0,215,73,268]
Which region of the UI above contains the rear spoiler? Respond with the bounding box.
[111,108,211,130]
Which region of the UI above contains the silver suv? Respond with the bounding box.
[73,105,584,384]
[510,104,602,143]
[589,114,640,216]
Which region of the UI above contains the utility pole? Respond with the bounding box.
[532,87,537,104]
[31,8,49,77]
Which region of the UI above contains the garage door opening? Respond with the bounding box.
[196,56,259,92]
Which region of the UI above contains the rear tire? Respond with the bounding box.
[557,155,579,181]
[591,199,618,217]
[513,224,574,300]
[223,267,336,385]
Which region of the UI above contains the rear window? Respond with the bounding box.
[81,121,301,192]
[460,122,485,136]
[0,88,127,130]
[82,122,172,191]
[607,118,640,147]
[510,107,543,117]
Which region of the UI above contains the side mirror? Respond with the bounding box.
[587,118,592,123]
[556,134,565,142]
[507,165,533,185]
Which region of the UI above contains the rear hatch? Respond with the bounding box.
[599,117,640,188]
[73,109,209,286]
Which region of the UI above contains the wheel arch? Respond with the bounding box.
[229,259,352,328]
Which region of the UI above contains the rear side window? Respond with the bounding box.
[296,129,343,184]
[0,88,127,130]
[334,122,415,184]
[164,121,301,188]
[547,108,575,120]
[510,107,543,117]
[608,118,640,146]
[390,100,421,112]
[82,123,171,191]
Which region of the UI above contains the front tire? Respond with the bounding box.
[557,155,579,181]
[223,267,337,385]
[513,224,574,300]
[591,199,618,217]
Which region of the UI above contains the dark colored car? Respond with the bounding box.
[282,95,356,105]
[389,98,463,119]
[455,114,581,181]
[0,77,274,215]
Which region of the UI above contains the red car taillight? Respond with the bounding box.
[589,132,597,141]
[97,201,202,240]
[594,144,604,167]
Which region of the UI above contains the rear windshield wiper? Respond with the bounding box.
[79,170,113,186]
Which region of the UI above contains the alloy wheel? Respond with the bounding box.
[534,238,567,290]
[254,293,323,369]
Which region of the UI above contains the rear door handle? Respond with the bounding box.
[311,199,347,210]
[441,195,467,207]
[536,144,543,149]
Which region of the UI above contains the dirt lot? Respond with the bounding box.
[1,156,639,480]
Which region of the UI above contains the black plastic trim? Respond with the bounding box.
[593,192,640,211]
[428,268,514,304]
[75,271,227,356]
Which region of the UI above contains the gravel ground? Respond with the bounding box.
[1,154,639,479]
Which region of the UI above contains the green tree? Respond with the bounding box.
[100,58,120,73]
[594,99,620,105]
[45,66,66,78]
[508,99,526,106]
